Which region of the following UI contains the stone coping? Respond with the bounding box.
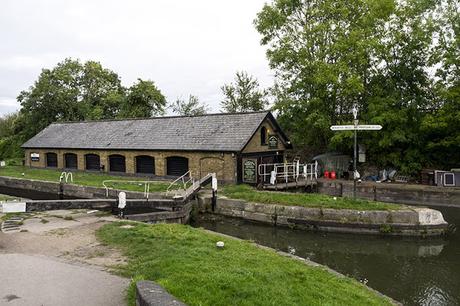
[196,195,449,236]
[136,281,186,306]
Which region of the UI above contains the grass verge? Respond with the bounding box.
[0,165,170,193]
[97,222,393,306]
[222,184,404,211]
[0,194,18,201]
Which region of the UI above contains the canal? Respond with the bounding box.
[193,206,460,306]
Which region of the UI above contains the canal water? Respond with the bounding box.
[193,206,460,306]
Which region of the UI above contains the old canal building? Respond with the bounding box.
[21,111,292,183]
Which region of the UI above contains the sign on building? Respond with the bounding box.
[243,159,257,183]
[268,135,278,149]
[30,153,40,161]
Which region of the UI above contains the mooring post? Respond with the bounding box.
[211,174,217,212]
[58,182,64,200]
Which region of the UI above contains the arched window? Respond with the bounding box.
[261,127,267,145]
[85,154,100,171]
[166,156,189,176]
[46,152,58,168]
[109,154,126,172]
[64,153,78,169]
[136,155,155,174]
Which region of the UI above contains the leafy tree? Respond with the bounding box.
[421,0,460,169]
[17,58,125,139]
[255,0,394,155]
[119,79,167,118]
[0,112,19,138]
[220,71,268,113]
[0,112,22,160]
[255,0,458,174]
[171,95,209,116]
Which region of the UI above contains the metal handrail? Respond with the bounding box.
[166,171,194,196]
[102,180,159,198]
[59,172,73,183]
[258,161,318,185]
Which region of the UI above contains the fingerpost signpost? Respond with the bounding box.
[330,106,382,199]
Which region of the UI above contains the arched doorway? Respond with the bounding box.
[64,153,78,169]
[109,154,126,173]
[166,156,189,176]
[136,155,155,174]
[85,154,100,171]
[46,152,58,168]
[200,157,224,180]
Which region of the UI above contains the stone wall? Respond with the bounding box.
[0,176,164,200]
[317,179,460,208]
[24,149,237,182]
[196,194,449,236]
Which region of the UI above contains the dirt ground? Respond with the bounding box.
[0,210,126,268]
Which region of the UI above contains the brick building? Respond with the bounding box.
[22,111,292,183]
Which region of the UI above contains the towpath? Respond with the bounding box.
[0,210,128,306]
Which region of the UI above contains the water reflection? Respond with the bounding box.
[193,206,460,306]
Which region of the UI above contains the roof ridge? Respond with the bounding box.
[50,110,270,125]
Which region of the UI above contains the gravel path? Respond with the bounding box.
[0,210,129,306]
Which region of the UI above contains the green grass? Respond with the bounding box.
[222,184,404,211]
[0,165,171,193]
[0,194,18,201]
[97,222,392,306]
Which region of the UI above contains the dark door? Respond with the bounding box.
[46,153,58,168]
[166,156,189,176]
[136,156,155,174]
[109,155,126,172]
[85,154,100,171]
[64,153,77,169]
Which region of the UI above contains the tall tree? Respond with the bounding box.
[255,0,394,154]
[220,71,268,113]
[119,79,167,118]
[255,0,456,174]
[420,0,460,169]
[171,95,208,116]
[17,58,125,139]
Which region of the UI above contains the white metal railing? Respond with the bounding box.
[166,171,195,197]
[59,171,73,183]
[102,180,158,199]
[258,161,318,185]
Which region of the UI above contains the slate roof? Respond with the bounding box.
[22,111,279,152]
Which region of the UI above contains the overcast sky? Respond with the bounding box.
[0,0,273,116]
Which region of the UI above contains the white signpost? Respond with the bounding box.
[330,125,382,131]
[330,107,382,199]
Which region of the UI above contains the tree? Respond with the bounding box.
[255,0,394,155]
[421,0,460,169]
[119,79,167,118]
[0,112,22,159]
[17,58,125,139]
[220,71,268,113]
[255,0,457,174]
[171,95,209,116]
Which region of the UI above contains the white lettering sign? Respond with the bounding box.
[330,125,382,131]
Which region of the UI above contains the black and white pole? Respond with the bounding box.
[352,106,358,200]
[330,108,382,202]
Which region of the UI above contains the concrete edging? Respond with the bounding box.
[136,281,186,306]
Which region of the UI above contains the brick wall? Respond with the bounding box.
[24,149,237,182]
